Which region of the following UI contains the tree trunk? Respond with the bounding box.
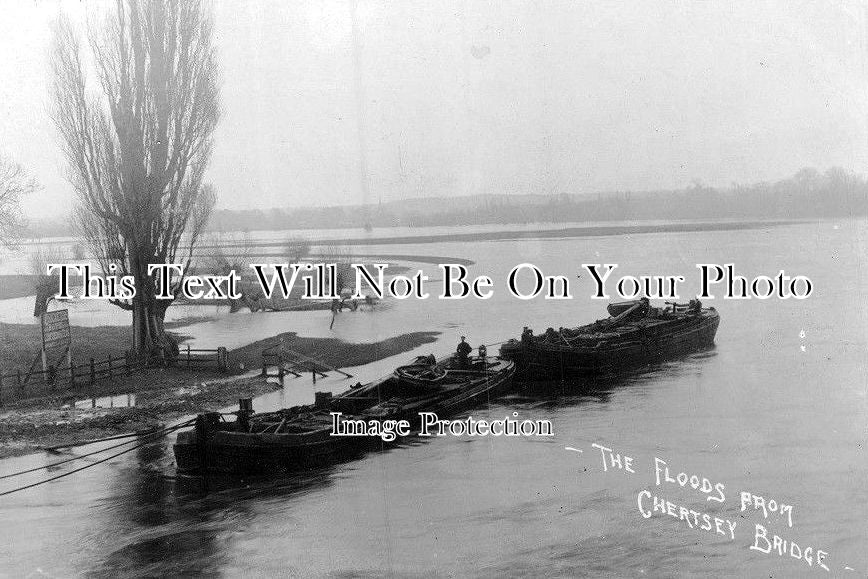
[131,299,178,362]
[130,263,178,362]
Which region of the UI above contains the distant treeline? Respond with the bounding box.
[207,167,868,231]
[26,167,868,237]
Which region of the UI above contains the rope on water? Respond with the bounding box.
[0,420,194,493]
[43,425,175,451]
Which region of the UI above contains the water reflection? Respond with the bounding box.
[515,347,719,400]
[86,439,228,576]
[70,393,137,410]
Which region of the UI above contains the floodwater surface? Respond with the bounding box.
[0,220,866,577]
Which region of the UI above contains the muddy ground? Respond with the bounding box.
[0,329,441,459]
[0,374,282,459]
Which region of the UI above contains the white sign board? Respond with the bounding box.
[41,309,70,351]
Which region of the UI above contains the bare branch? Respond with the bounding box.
[51,0,220,356]
[0,154,39,249]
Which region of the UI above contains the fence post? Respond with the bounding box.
[311,364,316,384]
[186,344,191,368]
[90,358,96,385]
[261,355,268,377]
[217,347,228,372]
[277,355,285,383]
[41,349,48,384]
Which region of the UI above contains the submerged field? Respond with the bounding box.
[0,218,864,577]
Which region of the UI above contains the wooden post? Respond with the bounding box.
[217,347,228,372]
[90,358,96,385]
[41,348,49,384]
[186,344,191,368]
[312,364,316,384]
[261,356,268,377]
[194,415,210,493]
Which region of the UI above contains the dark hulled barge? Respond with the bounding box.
[499,299,720,379]
[174,353,514,475]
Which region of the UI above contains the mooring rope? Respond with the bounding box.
[0,419,195,496]
[43,428,167,451]
[0,419,195,482]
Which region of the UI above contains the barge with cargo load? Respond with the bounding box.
[499,298,719,379]
[174,352,515,474]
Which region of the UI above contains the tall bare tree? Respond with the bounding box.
[0,154,38,249]
[51,0,219,359]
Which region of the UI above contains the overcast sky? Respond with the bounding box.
[1,0,866,217]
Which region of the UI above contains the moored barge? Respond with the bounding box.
[174,353,515,475]
[499,298,719,379]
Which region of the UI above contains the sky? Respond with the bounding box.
[1,0,867,218]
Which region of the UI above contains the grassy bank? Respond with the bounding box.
[2,316,438,374]
[0,275,43,300]
[0,322,441,458]
[230,330,441,372]
[0,323,134,371]
[0,275,84,301]
[0,320,198,371]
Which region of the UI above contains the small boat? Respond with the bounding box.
[173,354,515,475]
[499,298,720,379]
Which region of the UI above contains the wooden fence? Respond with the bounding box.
[261,344,351,383]
[0,345,229,405]
[179,345,229,371]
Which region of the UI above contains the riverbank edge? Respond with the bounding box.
[0,375,281,460]
[0,330,442,459]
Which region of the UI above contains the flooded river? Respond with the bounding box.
[1,220,866,577]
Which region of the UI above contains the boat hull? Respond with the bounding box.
[501,310,720,380]
[173,426,368,475]
[174,358,515,475]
